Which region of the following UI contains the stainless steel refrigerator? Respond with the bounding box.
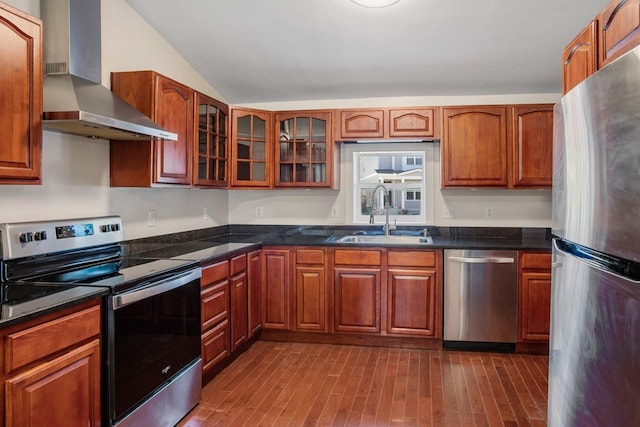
[551,45,640,426]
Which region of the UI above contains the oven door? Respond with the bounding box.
[106,268,201,425]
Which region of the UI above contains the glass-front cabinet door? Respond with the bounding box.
[275,111,332,187]
[230,108,273,187]
[193,93,228,187]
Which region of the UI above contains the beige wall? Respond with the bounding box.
[1,0,553,239]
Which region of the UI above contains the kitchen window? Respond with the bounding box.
[353,151,427,224]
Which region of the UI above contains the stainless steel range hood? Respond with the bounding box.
[40,0,177,141]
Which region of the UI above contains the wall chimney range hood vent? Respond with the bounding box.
[40,0,177,141]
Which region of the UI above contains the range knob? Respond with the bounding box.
[34,231,47,241]
[101,225,109,232]
[19,232,33,243]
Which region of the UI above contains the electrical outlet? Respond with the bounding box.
[203,206,211,220]
[442,205,454,219]
[147,210,157,227]
[331,206,339,218]
[255,206,264,218]
[485,207,494,219]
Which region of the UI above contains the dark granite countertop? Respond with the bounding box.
[125,224,552,260]
[0,284,109,329]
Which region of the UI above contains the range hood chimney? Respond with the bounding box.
[40,0,177,141]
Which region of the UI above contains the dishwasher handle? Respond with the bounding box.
[448,256,515,264]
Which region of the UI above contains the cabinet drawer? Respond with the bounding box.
[388,250,436,268]
[520,252,552,270]
[202,260,229,286]
[5,305,101,372]
[230,254,247,276]
[334,249,382,266]
[202,281,229,331]
[296,248,325,265]
[202,319,230,371]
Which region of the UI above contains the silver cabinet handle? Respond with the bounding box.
[448,256,515,264]
[112,268,201,309]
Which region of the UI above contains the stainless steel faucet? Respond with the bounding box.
[371,184,395,236]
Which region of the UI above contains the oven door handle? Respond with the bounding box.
[112,268,201,309]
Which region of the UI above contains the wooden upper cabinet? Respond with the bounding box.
[562,20,598,94]
[0,3,42,184]
[339,109,385,139]
[441,106,509,188]
[598,0,640,67]
[338,107,437,140]
[193,93,228,187]
[510,105,553,188]
[230,108,273,188]
[388,108,436,138]
[110,71,194,187]
[275,111,333,188]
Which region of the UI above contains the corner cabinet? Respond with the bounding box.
[0,3,42,184]
[193,93,228,187]
[562,20,598,95]
[275,111,334,187]
[110,71,194,187]
[442,106,509,187]
[230,108,273,188]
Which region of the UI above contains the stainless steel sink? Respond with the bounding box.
[335,235,433,245]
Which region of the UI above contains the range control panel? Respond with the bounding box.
[1,216,124,260]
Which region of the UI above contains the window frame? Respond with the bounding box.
[352,150,427,225]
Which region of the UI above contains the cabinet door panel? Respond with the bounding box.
[562,20,598,94]
[599,0,640,66]
[230,273,248,350]
[262,249,292,330]
[0,4,42,184]
[154,77,193,184]
[389,108,435,137]
[6,339,101,427]
[442,106,508,187]
[247,250,262,337]
[202,319,230,373]
[519,271,551,342]
[201,281,229,331]
[295,266,326,331]
[387,269,439,337]
[511,105,553,188]
[334,268,380,333]
[340,110,384,139]
[230,109,272,188]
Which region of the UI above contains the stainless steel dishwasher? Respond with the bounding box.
[443,249,518,351]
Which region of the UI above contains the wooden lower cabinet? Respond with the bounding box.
[386,250,442,338]
[518,251,552,347]
[295,248,327,332]
[247,250,262,338]
[261,248,292,330]
[200,260,230,380]
[2,301,101,427]
[230,268,248,351]
[334,267,381,333]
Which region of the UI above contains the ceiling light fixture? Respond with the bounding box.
[351,0,400,8]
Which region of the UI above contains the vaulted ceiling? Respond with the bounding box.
[126,0,609,104]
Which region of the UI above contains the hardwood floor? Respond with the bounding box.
[179,340,548,427]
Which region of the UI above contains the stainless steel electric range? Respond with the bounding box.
[0,216,202,427]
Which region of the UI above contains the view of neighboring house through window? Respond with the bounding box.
[354,151,426,224]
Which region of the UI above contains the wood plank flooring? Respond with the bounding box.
[178,340,548,427]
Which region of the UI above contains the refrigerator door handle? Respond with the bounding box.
[448,256,515,264]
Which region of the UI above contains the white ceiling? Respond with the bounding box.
[125,0,609,104]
